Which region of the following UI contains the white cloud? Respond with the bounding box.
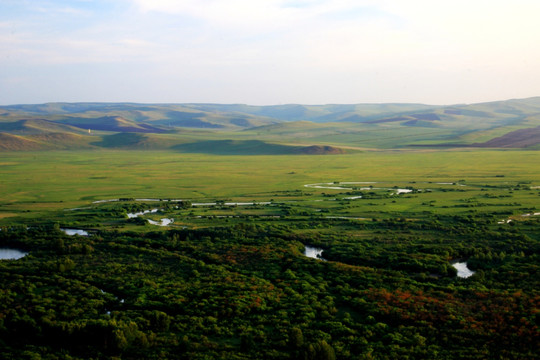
[2,0,540,104]
[127,0,540,68]
[131,0,391,33]
[133,0,290,27]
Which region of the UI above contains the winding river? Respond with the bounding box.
[148,218,174,226]
[124,202,272,226]
[303,182,413,195]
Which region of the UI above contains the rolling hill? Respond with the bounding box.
[0,131,95,150]
[28,133,95,149]
[60,116,168,133]
[0,103,278,130]
[0,119,88,135]
[473,125,540,148]
[1,97,540,151]
[0,133,45,151]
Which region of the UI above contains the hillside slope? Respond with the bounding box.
[1,97,540,150]
[0,132,48,150]
[60,116,168,133]
[0,119,87,135]
[473,125,540,148]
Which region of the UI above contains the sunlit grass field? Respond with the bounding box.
[1,149,539,226]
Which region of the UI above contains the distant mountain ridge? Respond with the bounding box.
[0,101,439,125]
[1,97,540,151]
[3,97,540,126]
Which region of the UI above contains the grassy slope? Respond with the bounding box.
[1,98,540,151]
[0,133,47,151]
[0,103,279,129]
[0,119,88,135]
[91,133,182,149]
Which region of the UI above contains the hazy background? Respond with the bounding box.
[2,0,540,105]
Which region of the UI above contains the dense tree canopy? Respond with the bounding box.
[1,210,538,359]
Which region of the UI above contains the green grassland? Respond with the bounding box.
[1,149,539,226]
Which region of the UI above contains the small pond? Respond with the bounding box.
[452,262,475,278]
[304,246,326,261]
[0,248,28,260]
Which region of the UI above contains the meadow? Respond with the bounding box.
[1,148,539,216]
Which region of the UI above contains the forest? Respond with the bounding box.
[1,173,539,359]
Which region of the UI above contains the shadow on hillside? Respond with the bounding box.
[172,140,299,155]
[173,140,348,155]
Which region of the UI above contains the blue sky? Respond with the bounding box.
[1,0,540,105]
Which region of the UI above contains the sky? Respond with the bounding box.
[1,0,540,105]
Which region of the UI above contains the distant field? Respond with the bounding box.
[1,149,539,224]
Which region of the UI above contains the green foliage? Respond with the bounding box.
[0,212,538,359]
